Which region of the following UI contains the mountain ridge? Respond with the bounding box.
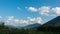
[37,16,60,32]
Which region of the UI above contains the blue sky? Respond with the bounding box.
[0,0,60,26]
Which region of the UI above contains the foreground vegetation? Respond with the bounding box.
[0,28,60,34]
[0,22,60,34]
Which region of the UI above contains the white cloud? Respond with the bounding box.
[28,7,37,12]
[5,16,43,26]
[38,6,50,15]
[14,17,43,26]
[19,20,29,26]
[14,19,29,26]
[28,18,36,24]
[29,18,35,22]
[27,6,51,16]
[14,19,20,24]
[52,7,60,15]
[5,16,14,25]
[36,17,42,24]
[6,16,14,22]
[27,17,43,24]
[28,6,60,16]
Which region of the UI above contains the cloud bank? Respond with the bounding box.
[28,6,60,16]
[3,16,43,26]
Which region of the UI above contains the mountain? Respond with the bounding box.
[23,23,41,29]
[16,23,41,29]
[4,23,41,29]
[37,16,60,32]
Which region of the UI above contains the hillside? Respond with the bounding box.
[37,16,60,32]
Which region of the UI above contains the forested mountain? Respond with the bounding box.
[37,16,60,32]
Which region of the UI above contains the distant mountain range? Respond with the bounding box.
[16,23,41,29]
[23,23,41,29]
[4,23,41,29]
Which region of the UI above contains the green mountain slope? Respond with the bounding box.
[37,16,60,32]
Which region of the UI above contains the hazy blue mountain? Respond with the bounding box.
[15,23,41,29]
[23,23,41,29]
[4,23,41,29]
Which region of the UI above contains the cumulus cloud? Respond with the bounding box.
[14,19,20,24]
[52,7,60,15]
[6,16,14,22]
[14,19,29,26]
[5,16,43,26]
[27,17,43,24]
[19,20,29,26]
[5,16,14,24]
[27,6,51,16]
[38,6,50,16]
[27,17,36,24]
[28,7,37,12]
[36,17,42,24]
[28,6,60,16]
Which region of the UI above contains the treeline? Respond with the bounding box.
[0,22,38,34]
[0,22,60,34]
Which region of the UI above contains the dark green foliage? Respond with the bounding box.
[0,22,60,34]
[37,16,60,32]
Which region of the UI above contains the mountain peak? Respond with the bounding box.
[44,16,60,24]
[55,16,60,18]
